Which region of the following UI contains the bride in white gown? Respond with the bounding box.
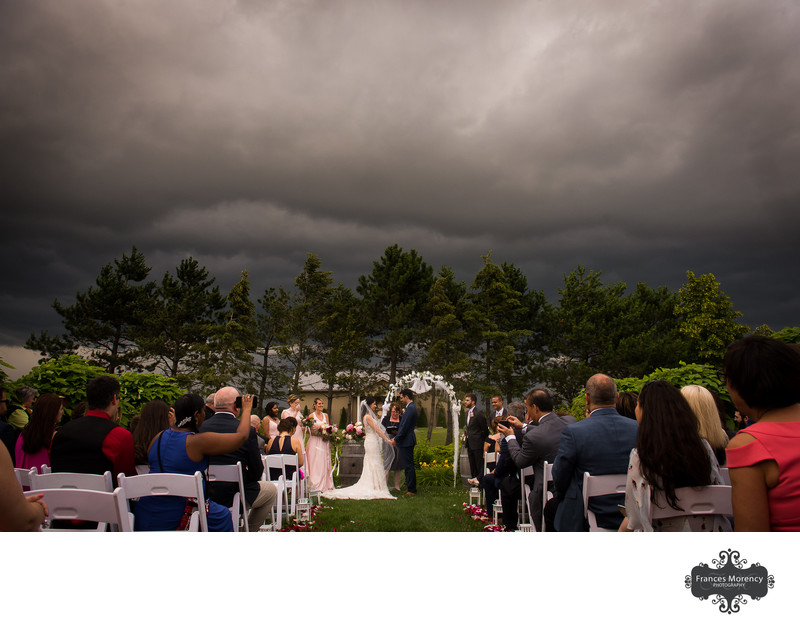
[322,397,396,500]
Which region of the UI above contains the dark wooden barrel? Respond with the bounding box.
[337,441,365,487]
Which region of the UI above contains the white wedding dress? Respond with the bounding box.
[322,405,396,501]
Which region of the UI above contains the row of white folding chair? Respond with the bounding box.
[262,454,300,527]
[117,471,207,531]
[24,487,132,532]
[582,472,628,532]
[14,465,54,490]
[207,461,249,532]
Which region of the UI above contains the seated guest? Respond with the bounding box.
[477,416,503,517]
[0,444,48,531]
[132,400,171,473]
[50,375,135,482]
[681,385,729,466]
[134,393,254,531]
[725,335,800,531]
[552,374,638,531]
[498,389,576,531]
[15,393,64,472]
[0,389,16,464]
[7,386,37,430]
[266,417,305,481]
[200,387,277,532]
[615,391,638,420]
[619,380,730,532]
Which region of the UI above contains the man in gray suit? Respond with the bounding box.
[551,374,638,532]
[497,388,576,531]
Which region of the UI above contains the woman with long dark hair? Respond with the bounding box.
[619,380,729,532]
[725,336,800,531]
[15,393,63,472]
[132,400,171,469]
[261,401,280,442]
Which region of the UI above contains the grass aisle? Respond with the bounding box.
[308,486,488,532]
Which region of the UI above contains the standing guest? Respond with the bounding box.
[132,400,171,473]
[619,380,730,531]
[724,336,800,531]
[8,386,37,430]
[615,392,638,420]
[305,398,334,492]
[463,393,489,485]
[552,374,638,531]
[15,393,64,472]
[262,401,280,441]
[382,401,403,491]
[0,444,48,531]
[266,417,305,482]
[282,394,306,453]
[681,385,729,466]
[50,375,135,483]
[201,387,278,532]
[490,395,505,418]
[391,389,418,495]
[134,393,254,531]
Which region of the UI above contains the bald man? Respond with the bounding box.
[551,374,638,532]
[200,386,277,531]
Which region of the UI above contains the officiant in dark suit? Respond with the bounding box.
[463,393,489,481]
[392,389,418,495]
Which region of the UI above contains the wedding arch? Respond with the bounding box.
[384,371,462,487]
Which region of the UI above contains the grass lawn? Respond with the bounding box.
[309,486,487,532]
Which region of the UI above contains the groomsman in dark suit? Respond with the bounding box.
[491,395,505,418]
[464,393,488,482]
[392,388,418,495]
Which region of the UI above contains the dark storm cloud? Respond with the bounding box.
[1,0,799,351]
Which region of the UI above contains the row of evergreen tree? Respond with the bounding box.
[25,245,783,408]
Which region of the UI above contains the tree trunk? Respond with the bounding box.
[445,403,454,445]
[426,389,436,441]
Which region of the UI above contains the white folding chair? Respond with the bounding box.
[117,471,208,532]
[208,461,249,532]
[650,485,733,521]
[281,454,301,517]
[31,471,113,492]
[541,461,554,532]
[719,467,731,485]
[25,487,132,532]
[582,472,627,532]
[30,471,115,531]
[518,465,535,531]
[263,454,286,528]
[14,467,37,491]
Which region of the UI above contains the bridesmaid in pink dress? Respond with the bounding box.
[281,395,306,454]
[305,398,334,491]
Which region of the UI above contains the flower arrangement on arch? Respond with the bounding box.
[344,422,366,442]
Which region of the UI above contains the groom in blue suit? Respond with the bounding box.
[392,388,418,495]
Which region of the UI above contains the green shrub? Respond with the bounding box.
[568,362,730,424]
[417,406,428,428]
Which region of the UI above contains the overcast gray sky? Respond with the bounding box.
[2,0,799,367]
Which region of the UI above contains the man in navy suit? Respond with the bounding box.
[392,388,418,495]
[552,374,638,531]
